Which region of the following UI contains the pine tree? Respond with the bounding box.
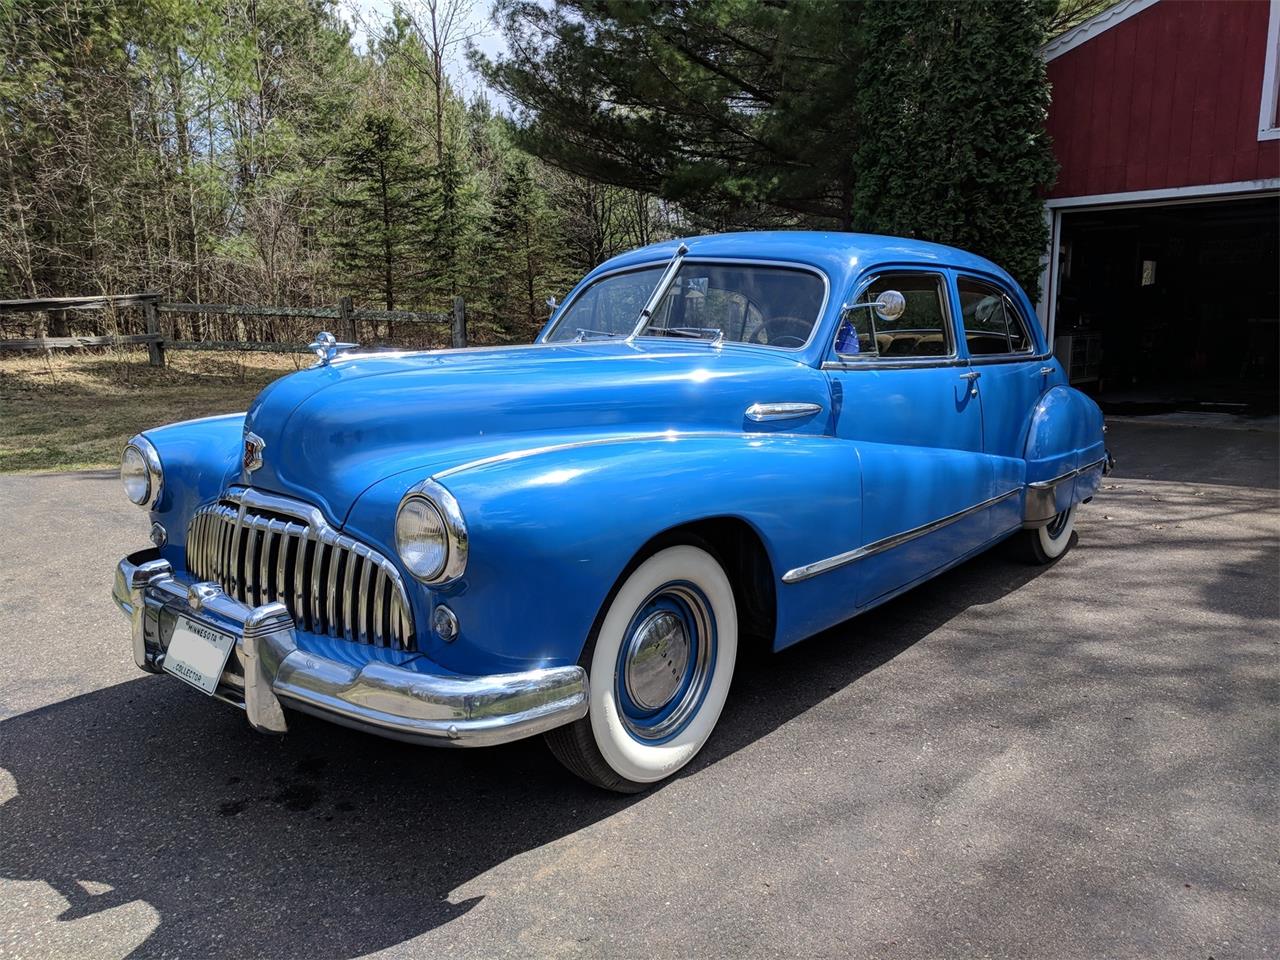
[328,112,432,311]
[421,137,481,304]
[487,152,561,338]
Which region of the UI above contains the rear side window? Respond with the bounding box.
[957,277,1033,356]
[834,272,953,359]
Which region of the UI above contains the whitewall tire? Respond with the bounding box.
[546,543,738,792]
[1022,503,1078,564]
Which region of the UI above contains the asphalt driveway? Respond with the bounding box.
[0,420,1276,959]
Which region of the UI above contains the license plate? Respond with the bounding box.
[163,616,236,695]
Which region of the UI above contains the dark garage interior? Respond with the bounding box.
[1052,196,1279,413]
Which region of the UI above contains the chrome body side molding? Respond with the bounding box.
[1022,455,1111,527]
[782,488,1021,584]
[744,402,824,422]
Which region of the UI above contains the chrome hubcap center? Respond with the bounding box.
[624,610,690,711]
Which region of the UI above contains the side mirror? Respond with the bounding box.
[873,289,906,322]
[844,289,907,322]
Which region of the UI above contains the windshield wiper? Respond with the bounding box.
[629,241,689,338]
[646,326,725,344]
[572,328,625,342]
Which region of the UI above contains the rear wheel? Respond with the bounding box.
[1019,503,1078,564]
[546,543,738,792]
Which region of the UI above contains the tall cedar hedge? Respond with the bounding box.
[853,1,1058,295]
[485,0,1059,296]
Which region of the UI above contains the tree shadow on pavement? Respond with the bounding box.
[0,549,1054,959]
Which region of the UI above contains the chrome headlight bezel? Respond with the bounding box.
[121,435,163,510]
[395,479,468,584]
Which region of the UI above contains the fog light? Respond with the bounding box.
[432,605,459,642]
[150,522,167,548]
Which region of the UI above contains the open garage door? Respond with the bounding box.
[1052,195,1279,413]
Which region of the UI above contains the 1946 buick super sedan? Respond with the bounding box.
[113,231,1111,791]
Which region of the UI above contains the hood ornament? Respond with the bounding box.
[308,330,356,367]
[243,431,265,475]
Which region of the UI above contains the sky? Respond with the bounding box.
[335,0,511,101]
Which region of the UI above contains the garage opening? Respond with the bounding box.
[1052,195,1279,413]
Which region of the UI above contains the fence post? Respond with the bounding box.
[143,297,165,367]
[339,295,355,343]
[452,296,467,348]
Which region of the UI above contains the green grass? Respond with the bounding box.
[0,349,305,473]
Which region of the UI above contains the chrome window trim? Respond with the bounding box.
[781,488,1021,584]
[543,257,831,354]
[967,351,1053,366]
[821,357,969,372]
[829,270,959,366]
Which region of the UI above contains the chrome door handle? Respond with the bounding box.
[959,370,980,397]
[1038,366,1054,376]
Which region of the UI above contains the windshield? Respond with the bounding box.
[545,262,826,349]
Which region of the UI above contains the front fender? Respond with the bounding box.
[346,433,864,674]
[139,414,245,568]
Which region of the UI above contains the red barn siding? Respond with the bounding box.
[1045,0,1280,198]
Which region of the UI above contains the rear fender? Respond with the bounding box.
[346,433,864,673]
[1023,386,1106,525]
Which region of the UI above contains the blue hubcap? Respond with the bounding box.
[615,582,716,743]
[1046,509,1071,539]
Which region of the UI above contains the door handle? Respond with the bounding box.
[1038,366,1054,376]
[959,370,980,397]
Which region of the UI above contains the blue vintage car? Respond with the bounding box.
[113,232,1111,791]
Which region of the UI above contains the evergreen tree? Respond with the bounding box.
[328,112,431,311]
[852,0,1057,293]
[487,152,562,337]
[480,0,1059,295]
[421,137,481,303]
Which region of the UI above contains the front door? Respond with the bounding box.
[824,268,995,606]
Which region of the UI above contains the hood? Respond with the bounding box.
[241,340,827,522]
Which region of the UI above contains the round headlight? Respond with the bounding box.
[121,444,151,505]
[396,496,449,581]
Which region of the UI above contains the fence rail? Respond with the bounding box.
[0,293,467,365]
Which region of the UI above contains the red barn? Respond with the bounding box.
[1038,0,1280,410]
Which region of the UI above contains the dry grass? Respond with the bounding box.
[0,348,306,473]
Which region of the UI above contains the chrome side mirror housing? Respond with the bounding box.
[843,289,907,323]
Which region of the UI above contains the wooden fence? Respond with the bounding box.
[0,292,467,366]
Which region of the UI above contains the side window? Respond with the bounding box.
[834,272,953,359]
[957,277,1033,356]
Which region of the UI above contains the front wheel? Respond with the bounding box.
[1018,503,1078,564]
[546,543,738,792]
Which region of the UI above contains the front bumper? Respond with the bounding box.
[113,549,589,747]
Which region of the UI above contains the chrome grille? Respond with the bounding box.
[185,493,414,649]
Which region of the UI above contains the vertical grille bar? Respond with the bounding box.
[357,550,373,645]
[372,571,388,647]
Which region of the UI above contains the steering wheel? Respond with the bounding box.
[748,316,811,348]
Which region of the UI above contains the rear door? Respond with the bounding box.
[954,274,1050,536]
[824,268,996,606]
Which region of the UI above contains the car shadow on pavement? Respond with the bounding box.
[0,546,1053,959]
